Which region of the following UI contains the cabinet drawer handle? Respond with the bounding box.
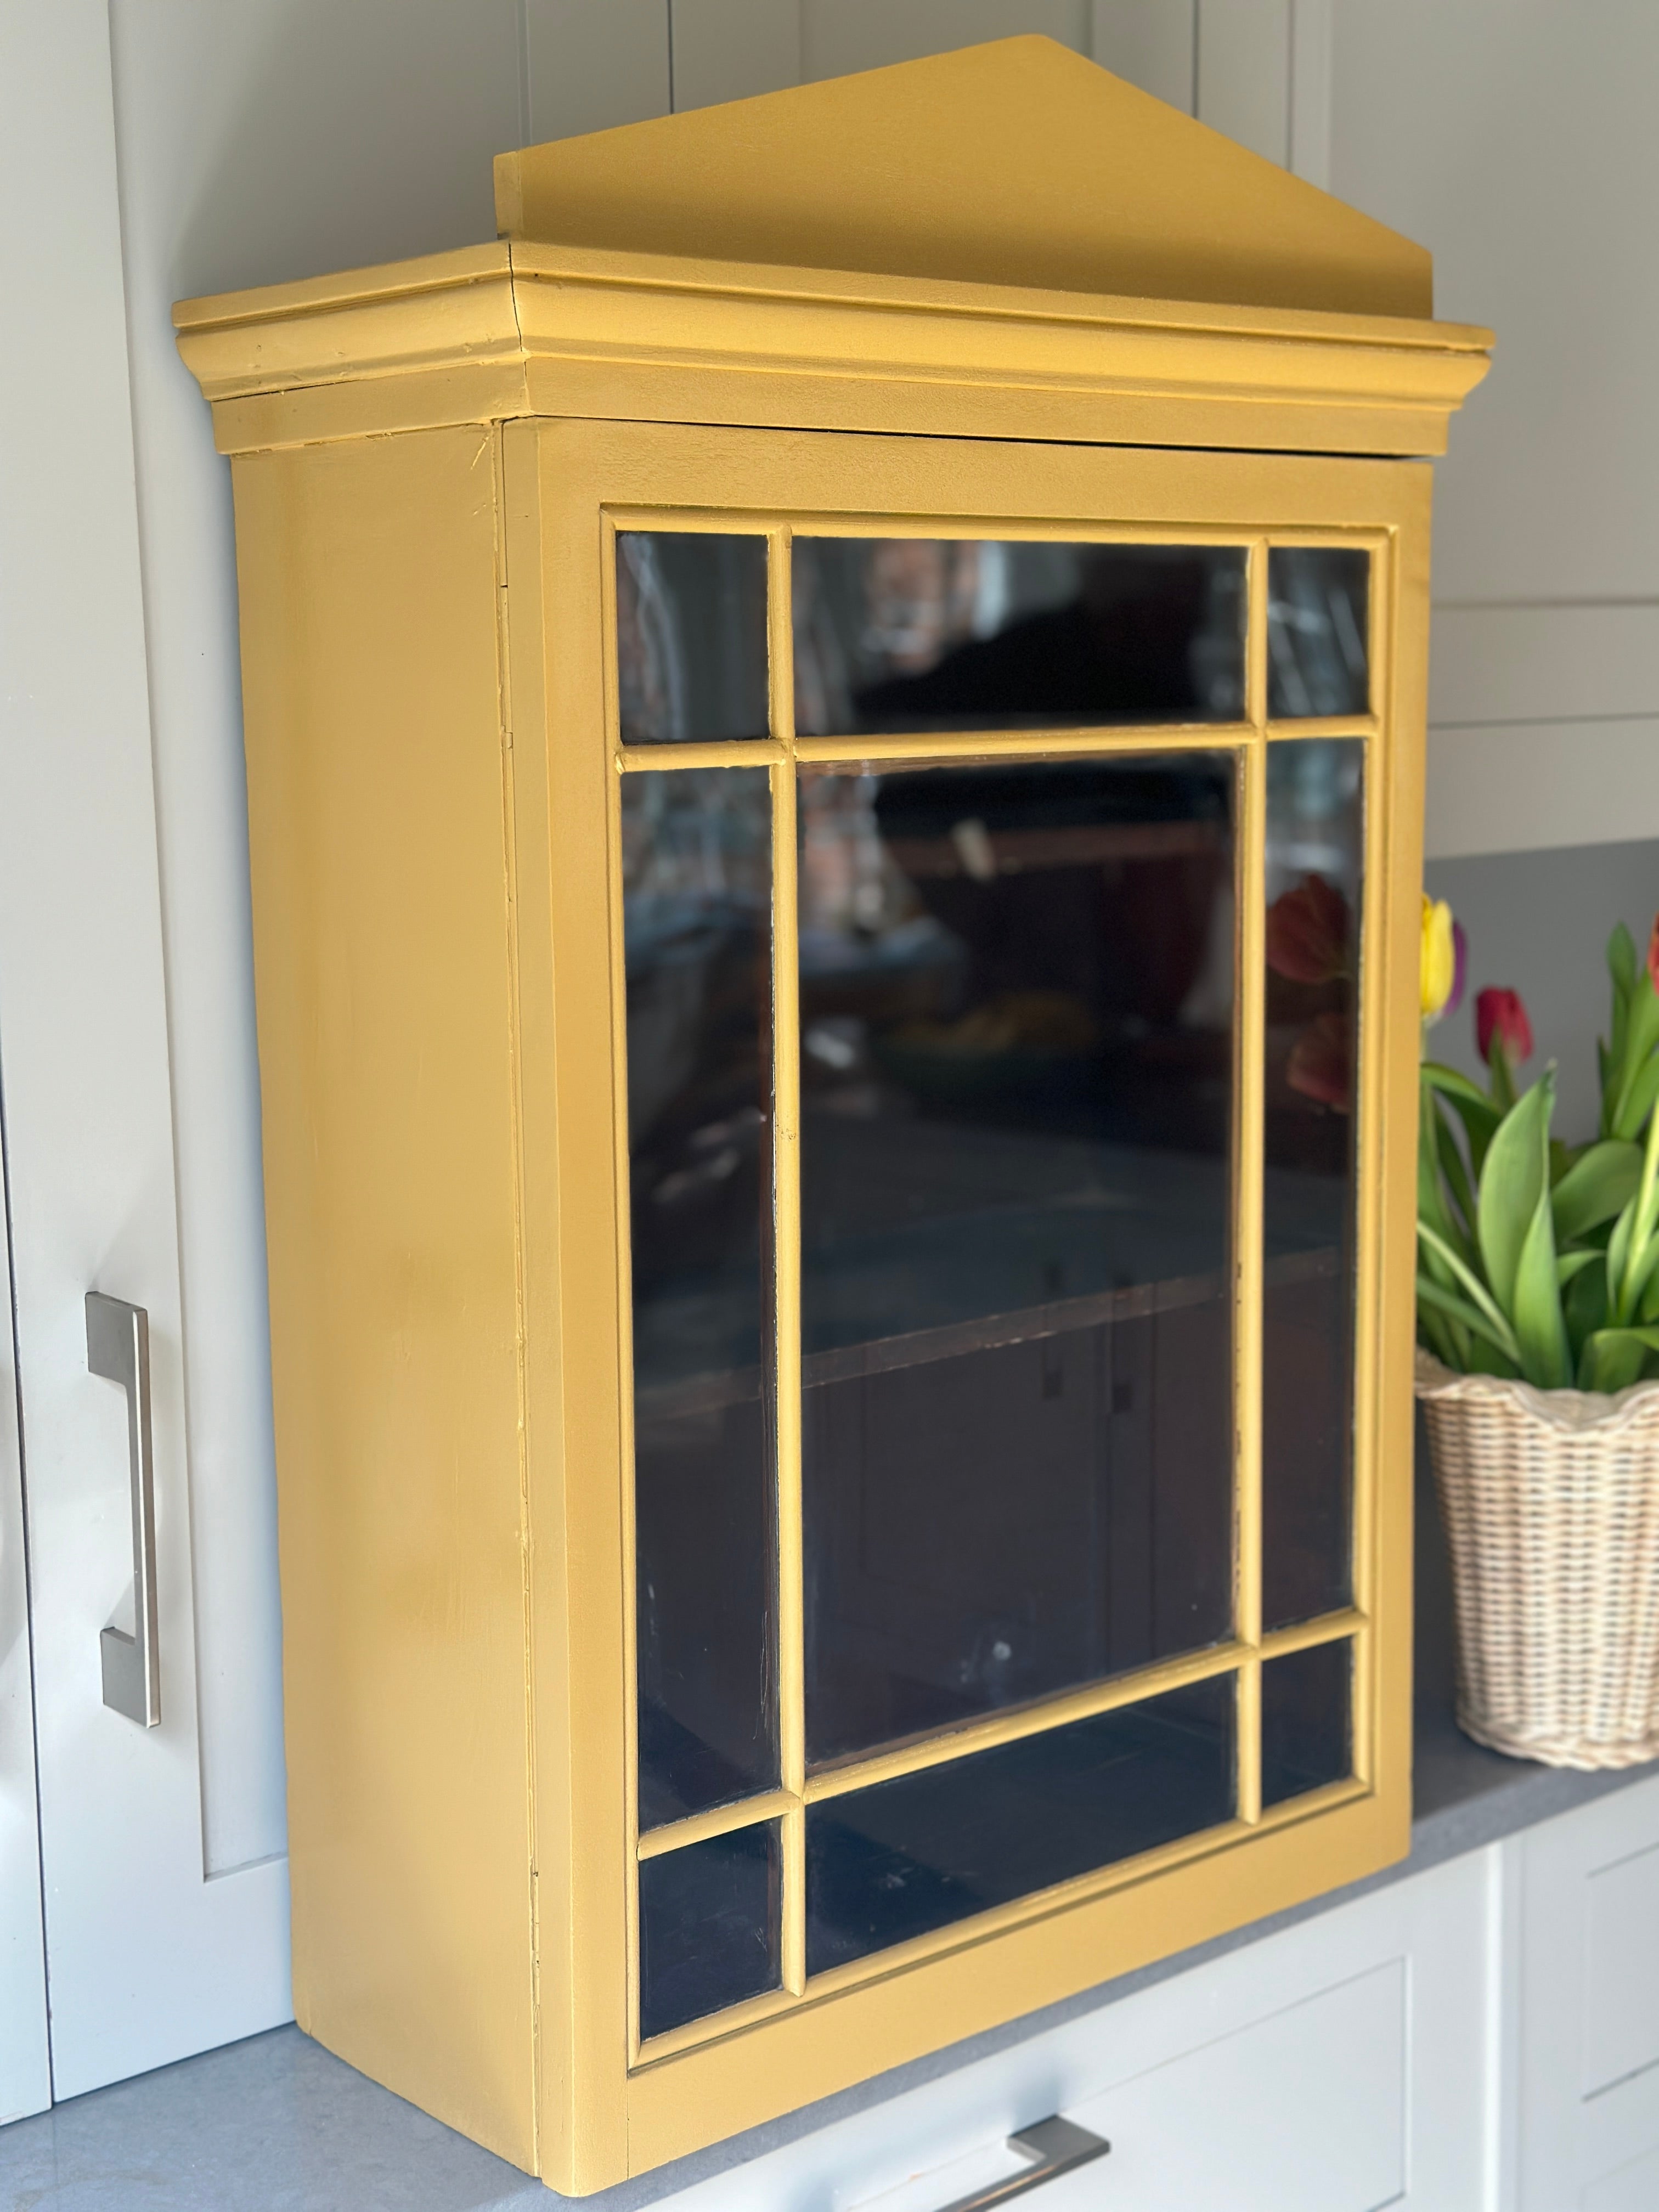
[929,2117,1110,2212]
[86,1292,160,1727]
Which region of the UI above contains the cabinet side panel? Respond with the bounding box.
[231,429,534,2168]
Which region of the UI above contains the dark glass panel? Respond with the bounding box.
[616,532,769,744]
[1267,548,1370,719]
[806,1677,1235,1976]
[638,1823,781,2040]
[1262,740,1364,1630]
[793,539,1246,733]
[627,770,778,1827]
[1261,1640,1353,1809]
[799,756,1237,1767]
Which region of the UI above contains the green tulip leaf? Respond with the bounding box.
[1477,1072,1555,1319]
[1613,1042,1659,1143]
[1416,1274,1521,1368]
[1514,1193,1572,1388]
[1423,1062,1503,1174]
[1434,1104,1478,1242]
[1551,1139,1642,1242]
[1578,1326,1659,1395]
[1566,1256,1608,1359]
[1417,1222,1522,1364]
[1558,1249,1602,1286]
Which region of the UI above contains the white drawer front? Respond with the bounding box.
[1051,1961,1405,2211]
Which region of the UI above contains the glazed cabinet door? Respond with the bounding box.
[506,418,1429,2180]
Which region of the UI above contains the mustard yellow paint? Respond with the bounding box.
[181,41,1487,2193]
[495,36,1428,320]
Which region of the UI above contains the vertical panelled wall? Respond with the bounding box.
[523,2,1329,178]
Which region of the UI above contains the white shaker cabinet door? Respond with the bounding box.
[0,0,290,2104]
[1516,1772,1659,2212]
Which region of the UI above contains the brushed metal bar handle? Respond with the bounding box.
[930,2118,1110,2212]
[86,1292,159,1726]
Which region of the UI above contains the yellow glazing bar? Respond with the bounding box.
[794,725,1252,766]
[1258,1606,1364,1662]
[1234,538,1270,1828]
[1262,714,1379,743]
[1348,531,1396,1790]
[601,513,648,2060]
[803,1637,1251,1805]
[636,1788,800,1862]
[618,740,788,771]
[768,526,807,1997]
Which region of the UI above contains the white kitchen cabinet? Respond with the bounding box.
[1515,1773,1659,2211]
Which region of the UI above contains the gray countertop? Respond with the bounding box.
[8,1446,1654,2212]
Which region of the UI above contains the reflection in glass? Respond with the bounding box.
[616,532,769,744]
[1262,740,1364,1629]
[638,1823,781,2040]
[627,770,778,1828]
[793,539,1246,733]
[1261,1640,1352,1808]
[1267,548,1370,719]
[806,1677,1235,1976]
[799,756,1237,1767]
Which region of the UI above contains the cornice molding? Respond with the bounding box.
[175,240,1491,460]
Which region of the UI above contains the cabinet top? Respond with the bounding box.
[497,37,1427,324]
[174,38,1491,462]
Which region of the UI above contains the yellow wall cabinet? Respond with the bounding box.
[176,38,1489,2194]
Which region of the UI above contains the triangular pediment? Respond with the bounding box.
[495,36,1431,321]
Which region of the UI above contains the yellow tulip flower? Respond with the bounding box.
[1421,894,1458,1023]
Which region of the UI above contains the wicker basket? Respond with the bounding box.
[1416,1350,1659,1768]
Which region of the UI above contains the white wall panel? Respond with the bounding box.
[1092,2,1195,114]
[1195,0,1290,167]
[802,0,1087,85]
[527,0,669,141]
[1329,0,1659,608]
[1430,605,1659,731]
[1426,721,1659,864]
[671,0,800,111]
[1286,0,1330,187]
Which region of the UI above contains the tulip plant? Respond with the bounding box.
[1418,918,1659,1394]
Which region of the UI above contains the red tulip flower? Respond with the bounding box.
[1476,986,1533,1068]
[1266,875,1350,986]
[1646,913,1659,996]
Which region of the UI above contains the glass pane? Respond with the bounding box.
[627,769,778,1828]
[1267,548,1370,719]
[798,756,1237,1767]
[1262,740,1363,1630]
[638,1822,781,2040]
[616,532,769,744]
[794,539,1246,733]
[806,1677,1235,1976]
[1261,1640,1352,1808]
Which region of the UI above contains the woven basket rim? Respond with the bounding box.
[1415,1346,1659,1434]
